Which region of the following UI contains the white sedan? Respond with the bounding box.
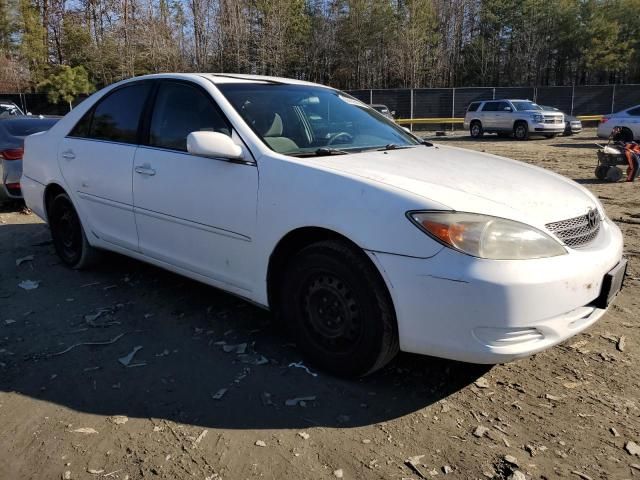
[21,74,625,377]
[598,104,640,141]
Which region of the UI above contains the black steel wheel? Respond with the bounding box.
[49,193,99,269]
[280,240,398,377]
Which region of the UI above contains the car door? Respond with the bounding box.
[626,106,640,139]
[494,101,511,130]
[133,80,259,293]
[480,101,498,129]
[58,82,152,251]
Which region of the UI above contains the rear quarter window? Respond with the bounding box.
[627,106,640,116]
[467,102,480,112]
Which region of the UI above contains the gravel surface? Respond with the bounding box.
[0,128,638,479]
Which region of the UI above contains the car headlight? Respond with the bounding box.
[532,114,544,123]
[407,211,567,260]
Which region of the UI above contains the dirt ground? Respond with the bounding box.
[0,128,639,480]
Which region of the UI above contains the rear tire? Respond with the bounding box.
[470,121,483,139]
[49,193,100,269]
[595,165,608,180]
[514,121,529,140]
[280,240,399,377]
[605,166,623,183]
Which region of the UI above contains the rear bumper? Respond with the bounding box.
[21,174,47,221]
[0,159,23,200]
[368,217,624,364]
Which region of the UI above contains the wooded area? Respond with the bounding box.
[1,0,639,101]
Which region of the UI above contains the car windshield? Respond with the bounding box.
[216,83,418,156]
[511,101,542,112]
[3,118,58,136]
[0,103,24,118]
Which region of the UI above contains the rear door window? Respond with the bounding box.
[481,102,498,112]
[148,81,231,152]
[69,83,151,144]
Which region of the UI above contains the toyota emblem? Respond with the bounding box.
[587,209,598,229]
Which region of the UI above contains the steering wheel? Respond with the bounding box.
[327,131,353,146]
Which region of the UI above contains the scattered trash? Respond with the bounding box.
[18,280,40,290]
[193,429,208,447]
[362,439,371,444]
[109,415,128,425]
[474,377,490,388]
[443,465,453,474]
[285,396,317,407]
[4,319,16,325]
[255,440,267,447]
[508,471,527,480]
[15,255,35,267]
[50,332,126,357]
[222,343,247,354]
[405,455,427,479]
[625,441,640,456]
[333,469,344,478]
[62,471,71,479]
[504,455,519,466]
[297,432,310,440]
[71,427,98,434]
[87,469,104,475]
[118,346,143,366]
[571,471,593,480]
[211,388,227,400]
[610,427,620,437]
[545,393,562,401]
[618,335,626,352]
[473,425,489,438]
[288,361,318,377]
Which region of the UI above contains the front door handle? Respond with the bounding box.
[61,150,75,160]
[135,165,156,176]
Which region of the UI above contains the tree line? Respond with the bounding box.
[0,0,639,103]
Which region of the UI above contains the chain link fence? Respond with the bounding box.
[346,84,640,130]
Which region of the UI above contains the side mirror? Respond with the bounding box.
[402,126,411,133]
[187,131,243,160]
[391,110,396,116]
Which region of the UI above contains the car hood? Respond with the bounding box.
[311,145,598,227]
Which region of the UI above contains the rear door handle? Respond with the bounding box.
[61,150,75,160]
[135,166,156,176]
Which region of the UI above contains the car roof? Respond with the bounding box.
[118,73,327,88]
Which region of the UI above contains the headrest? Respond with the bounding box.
[263,113,283,137]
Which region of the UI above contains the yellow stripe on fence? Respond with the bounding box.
[396,115,603,125]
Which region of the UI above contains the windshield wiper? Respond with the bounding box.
[314,147,350,156]
[376,144,415,151]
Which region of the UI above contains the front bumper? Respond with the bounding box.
[368,217,624,364]
[532,122,565,133]
[569,121,582,133]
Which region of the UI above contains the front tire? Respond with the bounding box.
[280,240,399,377]
[514,121,529,140]
[49,193,99,269]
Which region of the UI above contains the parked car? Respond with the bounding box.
[0,116,59,201]
[464,99,565,140]
[370,104,395,121]
[597,104,640,141]
[539,105,582,135]
[0,100,25,118]
[22,74,625,377]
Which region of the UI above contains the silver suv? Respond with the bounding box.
[463,99,564,140]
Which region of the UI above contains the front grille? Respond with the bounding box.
[543,116,562,124]
[545,211,601,248]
